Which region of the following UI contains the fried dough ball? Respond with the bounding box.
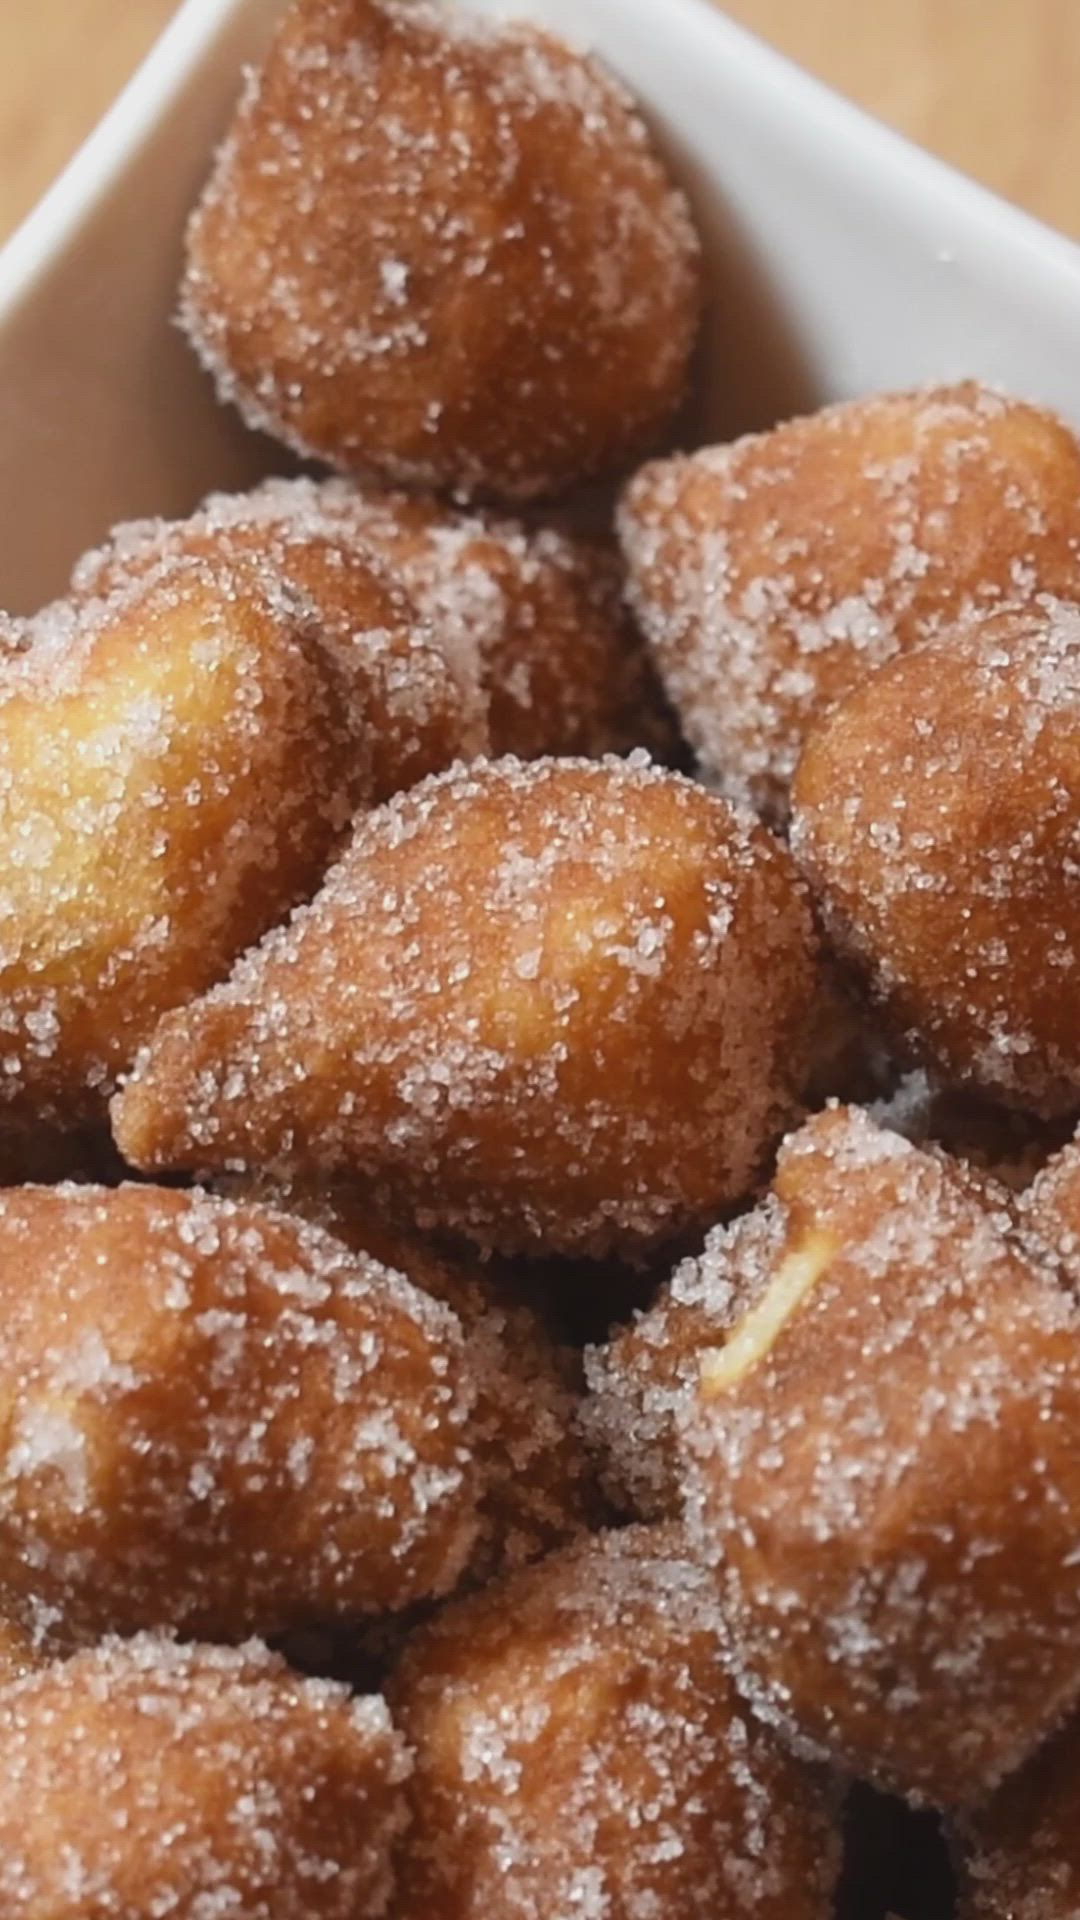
[181,0,701,501]
[73,486,486,796]
[208,475,675,761]
[387,1525,840,1920]
[581,1102,1027,1527]
[241,1179,601,1580]
[957,1715,1080,1918]
[317,485,674,761]
[0,549,403,1122]
[113,755,819,1257]
[792,599,1080,1117]
[619,383,1080,816]
[583,1201,787,1521]
[0,1636,410,1919]
[683,1105,1080,1806]
[0,1183,482,1643]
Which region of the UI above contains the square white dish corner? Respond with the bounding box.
[2,0,1080,614]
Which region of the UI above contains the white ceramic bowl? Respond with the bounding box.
[3,0,1080,614]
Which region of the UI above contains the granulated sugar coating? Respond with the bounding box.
[113,755,819,1257]
[17,0,1080,1880]
[215,474,676,762]
[792,598,1080,1117]
[0,1183,483,1643]
[582,1199,788,1520]
[74,484,486,799]
[387,1524,840,1920]
[233,1178,602,1581]
[957,1712,1080,1919]
[1021,1132,1080,1288]
[0,1617,38,1689]
[683,1105,1080,1807]
[871,1077,1072,1203]
[0,1636,411,1918]
[0,547,375,1125]
[180,0,701,500]
[618,383,1080,818]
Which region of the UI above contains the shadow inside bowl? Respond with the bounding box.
[665,125,822,449]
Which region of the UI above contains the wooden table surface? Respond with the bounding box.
[3,0,1080,246]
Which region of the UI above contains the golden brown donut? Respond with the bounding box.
[0,1183,482,1643]
[582,1200,788,1520]
[957,1714,1080,1918]
[113,755,819,1257]
[0,1636,410,1918]
[582,1092,1039,1523]
[792,600,1080,1118]
[387,1524,840,1920]
[181,0,701,501]
[238,1179,602,1580]
[683,1104,1080,1807]
[209,475,675,762]
[0,548,387,1123]
[73,486,487,797]
[619,383,1080,816]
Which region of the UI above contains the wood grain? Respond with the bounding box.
[723,0,1080,242]
[1,1,1078,244]
[0,4,177,241]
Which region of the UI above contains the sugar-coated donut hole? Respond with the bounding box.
[580,1086,1049,1530]
[182,0,702,500]
[73,487,488,797]
[112,755,819,1258]
[0,1637,411,1919]
[683,1104,1080,1806]
[0,1183,483,1643]
[0,552,371,1123]
[387,1525,841,1920]
[216,1176,603,1583]
[792,598,1080,1117]
[202,475,679,764]
[620,382,1080,818]
[582,1200,791,1520]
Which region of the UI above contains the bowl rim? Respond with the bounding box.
[0,0,253,319]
